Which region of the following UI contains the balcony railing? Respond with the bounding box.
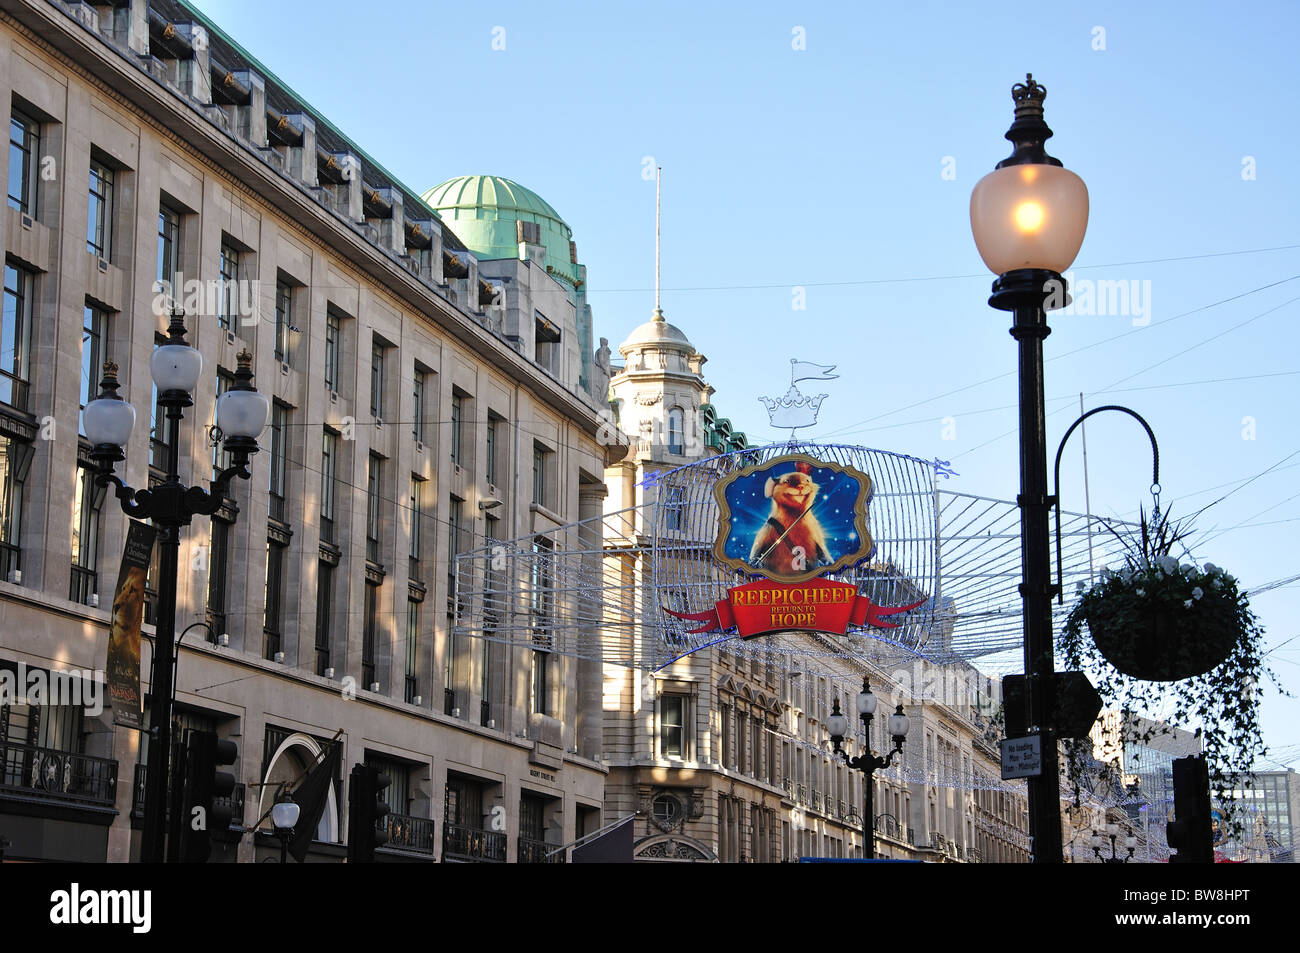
[518,836,565,864]
[442,821,506,862]
[0,742,117,809]
[385,812,435,853]
[0,540,20,581]
[70,565,97,604]
[876,813,901,840]
[965,846,981,863]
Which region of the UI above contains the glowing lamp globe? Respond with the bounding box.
[970,164,1089,275]
[969,73,1089,278]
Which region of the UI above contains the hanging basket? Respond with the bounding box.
[1082,596,1239,682]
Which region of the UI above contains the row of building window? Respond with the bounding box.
[1,100,581,729]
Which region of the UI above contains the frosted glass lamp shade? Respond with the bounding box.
[970,163,1089,275]
[150,343,203,394]
[271,798,300,831]
[83,398,136,449]
[826,710,850,739]
[857,689,878,717]
[887,707,910,740]
[216,388,270,440]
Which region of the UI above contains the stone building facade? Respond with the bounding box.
[0,0,622,862]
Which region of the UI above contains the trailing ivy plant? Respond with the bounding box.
[1058,507,1282,838]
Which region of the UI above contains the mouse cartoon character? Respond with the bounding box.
[748,461,831,576]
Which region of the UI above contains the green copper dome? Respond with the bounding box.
[421,175,581,288]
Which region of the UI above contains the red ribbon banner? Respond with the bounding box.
[664,578,924,640]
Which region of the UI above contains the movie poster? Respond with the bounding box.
[713,454,874,583]
[107,520,156,730]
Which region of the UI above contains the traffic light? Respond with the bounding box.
[1167,754,1214,864]
[347,763,391,863]
[182,730,238,863]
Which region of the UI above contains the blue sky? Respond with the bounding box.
[189,0,1300,766]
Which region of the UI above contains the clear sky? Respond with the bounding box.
[189,0,1300,767]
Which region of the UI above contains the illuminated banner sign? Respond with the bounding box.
[666,578,920,639]
[664,454,923,638]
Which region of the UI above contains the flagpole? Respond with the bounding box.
[655,166,662,315]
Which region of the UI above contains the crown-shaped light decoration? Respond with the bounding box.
[758,358,837,432]
[759,386,826,430]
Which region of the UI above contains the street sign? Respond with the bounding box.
[1000,735,1042,780]
[1000,671,1102,739]
[1054,671,1102,738]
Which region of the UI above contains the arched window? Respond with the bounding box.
[667,407,684,455]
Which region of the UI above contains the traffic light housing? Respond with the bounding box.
[1167,754,1214,864]
[181,730,238,862]
[347,763,391,863]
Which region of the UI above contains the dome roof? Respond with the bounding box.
[421,175,580,287]
[423,174,566,222]
[620,308,694,354]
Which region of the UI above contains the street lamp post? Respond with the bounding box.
[1091,823,1137,864]
[827,678,910,860]
[83,309,269,863]
[970,74,1089,864]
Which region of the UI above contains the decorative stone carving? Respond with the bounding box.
[635,836,712,861]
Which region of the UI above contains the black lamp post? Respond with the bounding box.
[970,74,1090,864]
[83,309,269,864]
[827,678,909,860]
[1091,823,1137,864]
